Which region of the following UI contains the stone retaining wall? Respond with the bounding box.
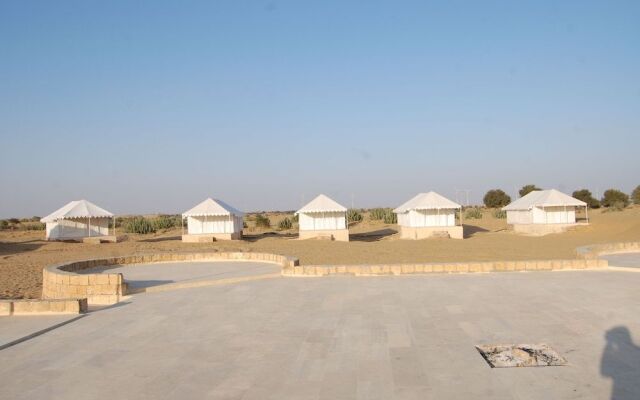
[43,252,299,305]
[282,258,608,277]
[577,241,640,259]
[0,299,87,316]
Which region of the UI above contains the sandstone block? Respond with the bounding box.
[0,302,11,316]
[401,265,415,274]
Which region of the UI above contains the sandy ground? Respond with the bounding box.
[1,207,639,300]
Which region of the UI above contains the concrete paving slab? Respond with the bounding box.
[0,314,83,350]
[1,270,639,399]
[602,252,640,268]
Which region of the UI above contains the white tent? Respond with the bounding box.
[295,194,349,241]
[182,198,244,241]
[502,189,587,225]
[393,192,464,239]
[41,200,115,241]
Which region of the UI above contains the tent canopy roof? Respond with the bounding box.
[41,200,114,223]
[502,189,586,211]
[296,194,347,214]
[394,191,462,213]
[182,198,244,217]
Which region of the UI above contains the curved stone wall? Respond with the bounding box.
[577,241,640,259]
[43,252,300,305]
[283,258,607,276]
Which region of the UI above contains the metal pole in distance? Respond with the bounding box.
[88,217,91,237]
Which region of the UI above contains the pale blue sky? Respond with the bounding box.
[1,1,639,217]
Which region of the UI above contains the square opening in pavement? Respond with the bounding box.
[476,344,568,368]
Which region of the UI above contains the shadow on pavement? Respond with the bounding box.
[601,326,640,400]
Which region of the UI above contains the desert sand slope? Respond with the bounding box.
[1,207,639,299]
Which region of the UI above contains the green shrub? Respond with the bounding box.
[0,220,8,230]
[292,214,299,223]
[492,209,507,219]
[8,218,20,225]
[369,208,387,220]
[465,207,483,219]
[483,189,511,208]
[383,209,397,224]
[519,184,541,197]
[604,201,627,212]
[347,209,363,223]
[123,217,156,234]
[278,217,293,230]
[632,185,640,205]
[572,189,600,209]
[254,214,271,228]
[152,215,177,230]
[19,222,46,231]
[601,189,629,208]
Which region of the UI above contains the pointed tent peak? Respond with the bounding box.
[296,194,347,214]
[393,191,462,213]
[182,198,244,217]
[502,189,586,211]
[41,200,114,223]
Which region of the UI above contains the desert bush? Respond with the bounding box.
[292,214,299,223]
[152,215,177,230]
[572,189,600,209]
[383,209,397,224]
[254,214,271,228]
[0,220,8,230]
[632,185,640,205]
[278,217,293,230]
[519,184,541,197]
[465,207,483,219]
[492,209,507,219]
[8,218,20,225]
[123,217,156,234]
[603,201,626,212]
[483,189,511,208]
[369,208,387,220]
[347,209,363,223]
[19,222,46,231]
[601,189,629,208]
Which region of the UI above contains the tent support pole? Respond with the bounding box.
[585,206,589,224]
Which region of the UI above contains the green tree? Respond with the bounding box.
[519,184,541,197]
[632,185,640,205]
[601,189,630,208]
[483,189,512,208]
[572,189,600,209]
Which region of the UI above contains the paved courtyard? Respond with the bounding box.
[1,266,640,399]
[602,252,640,269]
[81,261,280,290]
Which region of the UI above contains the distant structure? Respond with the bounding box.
[502,189,588,236]
[296,194,349,242]
[394,191,463,239]
[182,198,244,242]
[41,200,116,243]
